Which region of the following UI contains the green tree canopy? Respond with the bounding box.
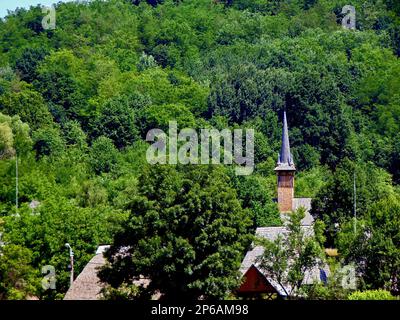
[99,164,253,300]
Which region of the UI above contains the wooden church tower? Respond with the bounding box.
[275,111,296,213]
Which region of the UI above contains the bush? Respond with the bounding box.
[348,290,397,300]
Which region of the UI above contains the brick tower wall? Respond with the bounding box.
[277,172,294,213]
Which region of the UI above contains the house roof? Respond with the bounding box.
[293,198,314,225]
[293,197,312,211]
[239,226,328,297]
[63,246,154,300]
[63,252,106,300]
[273,197,314,225]
[282,197,314,225]
[239,226,315,277]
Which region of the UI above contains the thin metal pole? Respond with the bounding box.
[353,171,357,235]
[70,254,74,287]
[66,243,74,287]
[15,154,18,214]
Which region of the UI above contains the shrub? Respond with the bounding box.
[348,290,396,300]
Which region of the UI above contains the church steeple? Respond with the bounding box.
[276,111,295,170]
[275,111,296,213]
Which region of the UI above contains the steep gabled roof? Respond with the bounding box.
[63,252,106,300]
[239,226,327,297]
[279,198,314,225]
[63,246,152,300]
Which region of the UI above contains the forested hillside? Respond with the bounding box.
[0,0,399,299]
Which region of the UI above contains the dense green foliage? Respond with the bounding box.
[0,0,399,299]
[99,164,253,300]
[348,289,397,300]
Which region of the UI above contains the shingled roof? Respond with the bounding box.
[63,246,155,300]
[239,226,328,297]
[63,250,106,300]
[240,226,315,277]
[284,197,314,225]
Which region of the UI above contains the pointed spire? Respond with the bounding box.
[279,111,291,164]
[275,111,295,171]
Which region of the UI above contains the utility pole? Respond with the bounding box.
[65,243,74,287]
[15,154,18,215]
[353,171,357,235]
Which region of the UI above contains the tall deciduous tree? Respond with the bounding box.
[337,194,400,294]
[99,164,253,300]
[311,158,395,245]
[0,87,53,130]
[0,244,40,300]
[90,95,142,149]
[0,113,32,159]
